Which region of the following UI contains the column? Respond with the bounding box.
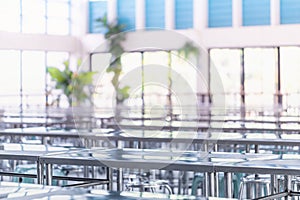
[232,0,242,27]
[136,0,145,30]
[71,0,88,36]
[165,0,175,29]
[194,0,207,30]
[108,0,117,23]
[271,0,280,25]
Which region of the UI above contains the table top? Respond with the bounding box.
[2,127,300,147]
[0,182,234,200]
[0,117,64,125]
[0,144,70,161]
[0,127,114,138]
[108,121,300,132]
[40,148,300,175]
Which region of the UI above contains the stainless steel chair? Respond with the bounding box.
[238,174,271,200]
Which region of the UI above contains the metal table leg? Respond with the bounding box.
[270,174,277,194]
[224,172,232,198]
[210,172,215,197]
[284,175,291,200]
[107,167,113,190]
[204,172,209,197]
[214,172,219,197]
[45,163,53,186]
[117,168,123,191]
[37,161,43,185]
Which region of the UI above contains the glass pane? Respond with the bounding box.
[89,0,107,33]
[143,51,169,116]
[0,0,20,16]
[210,49,241,108]
[0,14,20,32]
[22,16,45,34]
[22,51,46,107]
[47,1,69,18]
[46,52,69,106]
[145,0,165,29]
[280,47,300,109]
[117,0,136,31]
[208,0,232,27]
[175,0,193,29]
[171,51,198,116]
[47,52,69,69]
[91,53,114,110]
[244,48,276,110]
[242,0,270,26]
[119,53,142,114]
[47,19,69,35]
[22,0,45,16]
[0,50,21,107]
[280,0,300,24]
[0,0,21,32]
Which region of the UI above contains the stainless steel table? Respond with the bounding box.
[2,127,300,153]
[0,117,65,128]
[0,150,48,184]
[0,127,114,145]
[0,182,233,200]
[0,145,70,184]
[0,181,59,199]
[40,148,300,198]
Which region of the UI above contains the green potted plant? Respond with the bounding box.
[97,15,130,105]
[47,59,97,107]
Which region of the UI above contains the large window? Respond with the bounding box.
[91,53,113,109]
[0,50,21,107]
[208,0,232,28]
[209,47,300,114]
[91,50,199,116]
[46,0,70,35]
[175,0,193,29]
[119,53,143,116]
[46,52,70,107]
[171,51,198,115]
[22,51,46,107]
[0,0,21,32]
[242,0,270,26]
[0,0,70,35]
[88,0,107,33]
[244,48,276,109]
[117,0,136,31]
[0,50,69,109]
[145,0,165,30]
[280,0,300,24]
[22,0,46,34]
[210,49,241,108]
[143,51,169,114]
[280,47,300,109]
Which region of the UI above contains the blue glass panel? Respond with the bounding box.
[208,0,232,27]
[117,0,136,31]
[145,0,165,30]
[175,0,193,29]
[242,0,270,26]
[89,0,107,33]
[280,0,300,24]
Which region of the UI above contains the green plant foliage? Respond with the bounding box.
[47,60,97,106]
[97,15,130,104]
[117,86,130,103]
[178,42,200,59]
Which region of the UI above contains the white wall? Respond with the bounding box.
[202,24,300,48]
[82,24,300,52]
[0,31,79,52]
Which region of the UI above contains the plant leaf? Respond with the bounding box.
[47,67,65,83]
